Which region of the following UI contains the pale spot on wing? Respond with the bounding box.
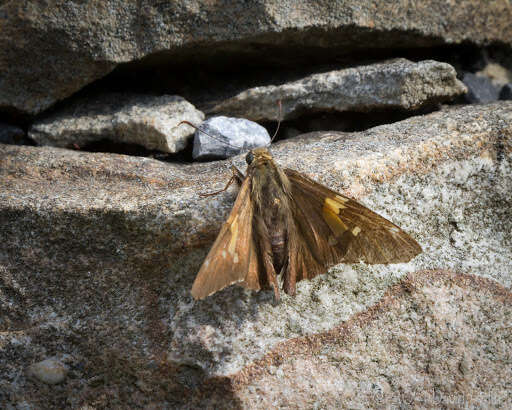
[233,253,239,263]
[325,197,346,214]
[228,215,239,256]
[352,226,361,236]
[389,226,400,233]
[328,235,338,246]
[222,250,227,259]
[204,259,210,267]
[323,206,348,235]
[335,195,349,203]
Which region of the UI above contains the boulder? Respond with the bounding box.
[1,102,511,407]
[29,94,204,153]
[1,1,511,116]
[208,59,467,121]
[232,270,512,408]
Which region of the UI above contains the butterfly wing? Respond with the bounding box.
[191,178,261,299]
[284,168,422,281]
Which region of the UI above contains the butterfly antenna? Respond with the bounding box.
[270,100,282,144]
[179,121,238,150]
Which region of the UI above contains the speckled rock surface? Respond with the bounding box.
[1,102,511,407]
[2,1,512,115]
[29,93,204,153]
[232,270,512,408]
[208,59,467,120]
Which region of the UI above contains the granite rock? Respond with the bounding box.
[29,94,204,153]
[208,59,467,121]
[232,270,512,408]
[1,1,511,116]
[1,102,511,407]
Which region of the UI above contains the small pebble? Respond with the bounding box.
[27,358,68,385]
[192,116,270,160]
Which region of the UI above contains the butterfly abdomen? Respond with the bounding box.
[250,159,291,279]
[269,219,287,273]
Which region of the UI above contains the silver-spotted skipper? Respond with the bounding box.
[191,147,422,300]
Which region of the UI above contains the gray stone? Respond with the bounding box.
[192,116,270,160]
[0,122,24,145]
[208,59,467,121]
[1,102,512,407]
[463,73,501,103]
[29,94,204,153]
[1,1,511,116]
[27,358,68,385]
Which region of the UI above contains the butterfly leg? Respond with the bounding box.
[282,262,297,296]
[230,166,245,185]
[199,166,245,197]
[282,221,298,296]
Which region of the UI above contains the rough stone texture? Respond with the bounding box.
[29,94,204,153]
[208,59,467,121]
[1,1,512,116]
[0,102,511,407]
[232,270,512,408]
[0,122,24,145]
[192,116,270,160]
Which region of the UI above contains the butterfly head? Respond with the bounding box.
[246,147,273,165]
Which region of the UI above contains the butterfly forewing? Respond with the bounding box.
[191,178,261,299]
[284,169,422,269]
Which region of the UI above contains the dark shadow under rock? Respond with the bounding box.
[0,122,25,145]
